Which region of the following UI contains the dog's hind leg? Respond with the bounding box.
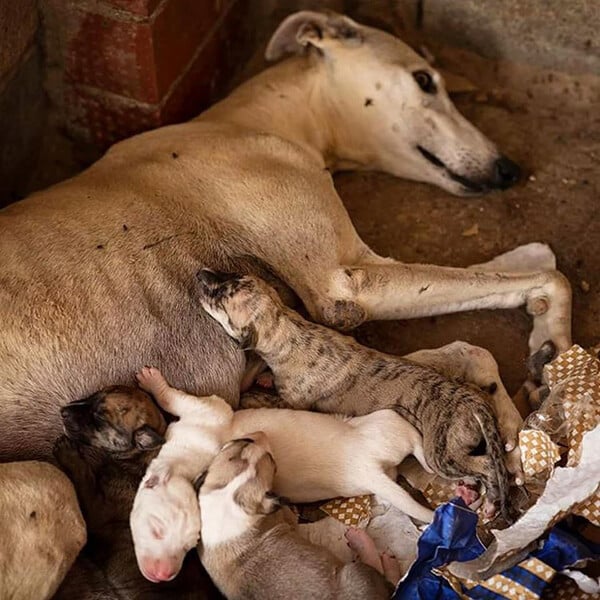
[369,473,434,523]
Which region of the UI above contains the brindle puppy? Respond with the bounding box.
[197,270,513,520]
[54,386,220,599]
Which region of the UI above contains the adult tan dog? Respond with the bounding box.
[0,10,571,460]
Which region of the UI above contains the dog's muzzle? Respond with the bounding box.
[417,146,521,193]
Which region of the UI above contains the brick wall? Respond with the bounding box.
[0,0,46,205]
[42,0,252,148]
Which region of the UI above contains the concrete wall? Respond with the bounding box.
[0,1,46,205]
[254,0,600,76]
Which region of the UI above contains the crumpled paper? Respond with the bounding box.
[320,495,372,528]
[448,425,600,581]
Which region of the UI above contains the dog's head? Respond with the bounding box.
[60,385,166,456]
[266,11,520,195]
[130,467,201,583]
[199,432,280,517]
[196,270,281,350]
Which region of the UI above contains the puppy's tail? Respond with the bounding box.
[370,474,434,524]
[475,409,512,521]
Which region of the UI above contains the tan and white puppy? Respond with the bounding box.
[129,367,234,583]
[198,434,393,600]
[231,405,435,523]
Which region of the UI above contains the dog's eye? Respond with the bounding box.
[413,70,436,94]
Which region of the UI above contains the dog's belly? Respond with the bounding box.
[0,120,335,461]
[0,195,245,461]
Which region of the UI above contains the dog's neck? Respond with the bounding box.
[199,57,348,170]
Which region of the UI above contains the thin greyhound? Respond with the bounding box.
[0,11,571,460]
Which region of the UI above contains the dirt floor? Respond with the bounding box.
[26,45,600,398]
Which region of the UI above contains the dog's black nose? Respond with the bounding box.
[492,155,521,189]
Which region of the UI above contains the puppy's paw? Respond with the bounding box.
[136,366,166,394]
[345,528,384,573]
[256,371,275,389]
[455,480,480,507]
[505,446,525,487]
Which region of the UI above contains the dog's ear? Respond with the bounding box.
[266,11,362,62]
[237,324,258,350]
[133,425,165,451]
[143,464,171,489]
[234,482,281,516]
[193,471,208,494]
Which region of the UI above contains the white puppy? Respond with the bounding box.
[129,367,234,583]
[130,367,434,581]
[231,405,434,523]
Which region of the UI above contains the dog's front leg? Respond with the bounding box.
[324,262,571,354]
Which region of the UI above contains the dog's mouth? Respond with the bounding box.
[416,145,486,194]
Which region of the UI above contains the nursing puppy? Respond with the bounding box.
[198,434,393,600]
[131,367,434,525]
[130,367,234,583]
[197,271,513,519]
[55,387,217,598]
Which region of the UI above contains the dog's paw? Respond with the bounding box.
[256,371,275,389]
[455,481,480,507]
[136,366,166,393]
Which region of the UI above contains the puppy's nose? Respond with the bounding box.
[492,155,521,189]
[143,560,178,582]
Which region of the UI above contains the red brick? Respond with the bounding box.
[101,0,163,17]
[65,85,161,146]
[65,11,159,103]
[160,0,251,123]
[152,0,224,98]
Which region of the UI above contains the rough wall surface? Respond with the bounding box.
[41,0,254,148]
[0,0,46,205]
[252,0,600,75]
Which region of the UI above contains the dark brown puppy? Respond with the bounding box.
[54,386,220,599]
[60,385,167,456]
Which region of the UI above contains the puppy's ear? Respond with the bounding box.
[143,464,171,489]
[237,324,258,350]
[193,471,207,494]
[234,483,281,515]
[134,425,165,451]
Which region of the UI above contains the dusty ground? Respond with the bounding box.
[25,46,600,397]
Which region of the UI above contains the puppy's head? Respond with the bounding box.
[200,432,279,517]
[130,467,201,583]
[196,270,282,350]
[60,385,166,456]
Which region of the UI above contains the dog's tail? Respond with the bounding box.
[475,408,512,521]
[369,474,434,524]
